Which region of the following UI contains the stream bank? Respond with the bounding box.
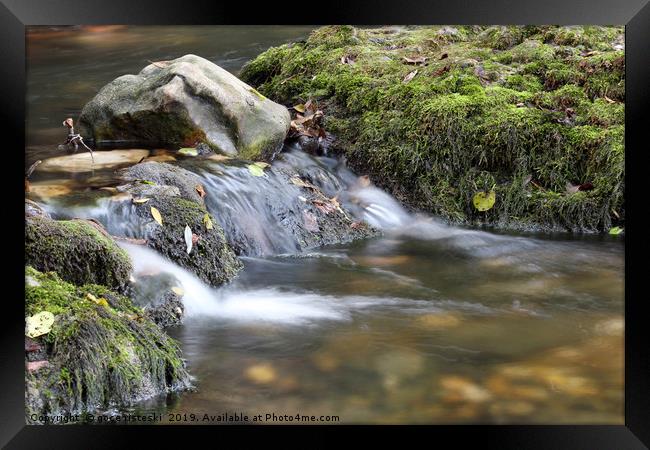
[240,25,625,233]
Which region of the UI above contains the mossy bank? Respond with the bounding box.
[241,25,625,232]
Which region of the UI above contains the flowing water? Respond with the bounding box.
[26,26,624,424]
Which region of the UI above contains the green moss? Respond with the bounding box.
[25,267,190,420]
[241,25,624,232]
[25,217,132,291]
[140,196,242,286]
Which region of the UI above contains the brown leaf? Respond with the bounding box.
[581,50,597,57]
[578,182,594,191]
[432,64,450,77]
[191,233,200,244]
[195,184,206,199]
[439,53,448,60]
[312,199,336,214]
[403,56,427,65]
[403,70,418,83]
[350,221,363,229]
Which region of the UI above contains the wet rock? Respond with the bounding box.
[25,216,132,292]
[439,375,492,403]
[118,162,242,286]
[38,149,150,173]
[137,196,242,286]
[128,273,185,328]
[119,161,205,204]
[25,267,190,422]
[79,54,291,160]
[415,313,461,329]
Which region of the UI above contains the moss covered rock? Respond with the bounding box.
[118,161,243,286]
[25,267,190,422]
[79,54,291,160]
[241,25,625,232]
[25,216,132,291]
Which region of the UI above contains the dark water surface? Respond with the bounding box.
[26,26,624,424]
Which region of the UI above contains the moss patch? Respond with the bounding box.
[25,217,133,291]
[25,267,190,421]
[241,25,624,232]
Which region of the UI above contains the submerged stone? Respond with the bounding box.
[37,149,150,173]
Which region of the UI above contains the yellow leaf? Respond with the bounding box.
[253,161,270,169]
[133,197,150,204]
[25,311,55,338]
[171,286,185,296]
[203,213,214,230]
[247,164,265,177]
[86,293,98,302]
[150,206,163,225]
[473,190,496,212]
[293,104,305,113]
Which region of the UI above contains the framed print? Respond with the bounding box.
[1,0,648,448]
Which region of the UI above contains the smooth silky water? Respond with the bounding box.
[26,26,624,424]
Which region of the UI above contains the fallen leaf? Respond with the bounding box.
[351,221,363,229]
[132,197,150,204]
[171,286,185,296]
[138,180,155,185]
[63,118,74,128]
[195,184,206,198]
[340,55,356,65]
[432,64,450,77]
[247,164,265,177]
[253,161,270,169]
[581,50,597,57]
[604,96,616,104]
[150,206,163,226]
[473,190,496,212]
[192,233,200,244]
[403,70,418,83]
[27,360,50,372]
[403,56,427,64]
[578,182,594,191]
[178,147,198,156]
[203,213,213,230]
[312,199,336,214]
[439,53,448,60]
[184,225,193,254]
[608,226,623,235]
[25,311,55,338]
[293,104,306,113]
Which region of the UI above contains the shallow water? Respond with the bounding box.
[26,26,624,424]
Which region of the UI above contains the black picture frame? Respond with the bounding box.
[1,0,648,447]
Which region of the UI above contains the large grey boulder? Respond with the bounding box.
[79,54,291,160]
